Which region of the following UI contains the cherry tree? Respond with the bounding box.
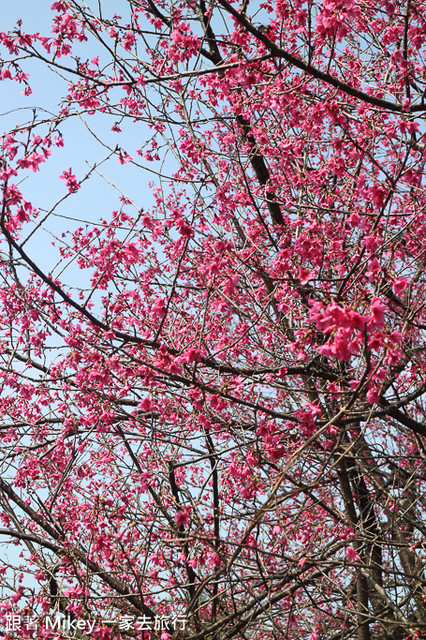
[0,0,426,639]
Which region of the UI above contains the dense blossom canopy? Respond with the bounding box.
[0,1,426,639]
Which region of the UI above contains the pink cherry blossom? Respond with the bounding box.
[60,167,80,192]
[346,547,361,563]
[0,2,424,639]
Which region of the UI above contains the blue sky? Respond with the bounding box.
[1,1,162,283]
